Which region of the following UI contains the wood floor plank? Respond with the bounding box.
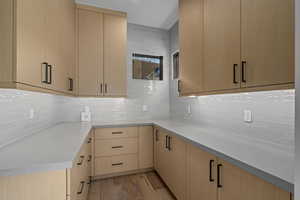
[88,173,175,200]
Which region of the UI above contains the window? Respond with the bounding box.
[172,51,179,80]
[132,54,163,80]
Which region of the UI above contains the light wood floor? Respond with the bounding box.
[88,172,175,200]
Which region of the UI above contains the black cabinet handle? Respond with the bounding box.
[100,83,103,94]
[77,156,85,166]
[68,78,73,91]
[112,146,123,149]
[87,155,92,162]
[47,64,52,84]
[155,129,159,142]
[242,61,247,83]
[168,136,171,151]
[217,164,223,188]
[87,138,92,144]
[233,64,238,84]
[87,176,92,185]
[112,162,123,166]
[178,80,181,93]
[42,62,48,84]
[209,160,215,182]
[112,131,123,135]
[77,181,85,194]
[165,135,168,149]
[104,84,108,93]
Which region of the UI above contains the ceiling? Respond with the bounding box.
[75,0,179,30]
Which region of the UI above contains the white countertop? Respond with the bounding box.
[0,119,294,191]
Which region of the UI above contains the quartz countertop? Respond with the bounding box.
[0,120,294,192]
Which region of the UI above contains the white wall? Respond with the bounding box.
[295,0,300,197]
[169,23,295,151]
[0,24,170,148]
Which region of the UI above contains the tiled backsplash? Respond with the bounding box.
[169,22,295,150]
[0,23,295,151]
[61,24,170,122]
[0,89,64,148]
[0,24,170,147]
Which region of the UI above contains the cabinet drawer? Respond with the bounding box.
[95,138,138,157]
[94,154,138,176]
[95,127,138,139]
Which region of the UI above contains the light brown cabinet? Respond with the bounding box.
[0,132,92,200]
[93,126,153,178]
[154,128,187,200]
[179,0,294,96]
[0,0,76,95]
[77,5,127,97]
[178,0,205,94]
[139,126,154,169]
[187,144,291,200]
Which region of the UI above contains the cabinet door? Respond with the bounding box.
[204,0,241,91]
[167,135,187,200]
[155,130,170,184]
[188,144,217,200]
[241,169,291,200]
[56,0,75,94]
[45,0,74,93]
[138,126,154,169]
[241,0,294,88]
[78,9,103,96]
[217,159,242,200]
[179,0,205,95]
[103,14,127,97]
[15,0,47,88]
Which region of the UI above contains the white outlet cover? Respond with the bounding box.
[244,110,253,123]
[29,109,35,119]
[142,105,148,112]
[187,104,192,114]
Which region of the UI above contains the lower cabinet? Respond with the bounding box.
[93,126,154,178]
[154,127,187,200]
[0,132,92,200]
[187,144,291,200]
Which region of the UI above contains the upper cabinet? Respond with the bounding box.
[179,0,294,96]
[0,0,76,95]
[241,0,294,88]
[76,5,127,97]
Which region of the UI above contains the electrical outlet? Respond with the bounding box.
[29,109,35,119]
[244,110,253,123]
[142,105,148,112]
[187,104,192,114]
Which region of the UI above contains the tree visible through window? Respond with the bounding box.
[172,51,179,79]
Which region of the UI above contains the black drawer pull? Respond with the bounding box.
[217,164,223,188]
[77,156,85,166]
[112,131,123,135]
[112,146,123,149]
[209,160,215,182]
[112,162,123,166]
[77,181,85,194]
